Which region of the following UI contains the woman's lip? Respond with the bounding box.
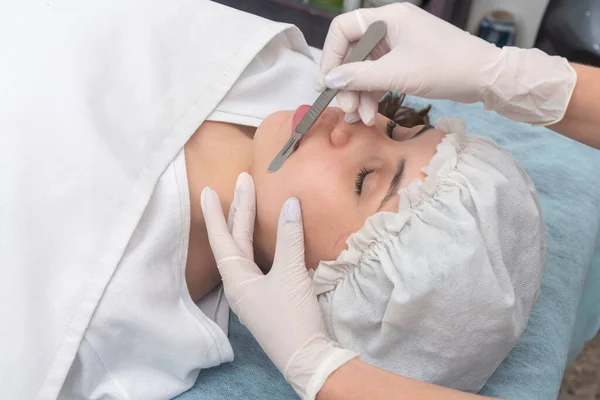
[292,105,311,134]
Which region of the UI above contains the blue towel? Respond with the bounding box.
[568,246,600,365]
[175,99,600,400]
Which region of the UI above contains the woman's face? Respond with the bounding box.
[250,106,446,269]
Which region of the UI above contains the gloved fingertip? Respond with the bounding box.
[236,171,248,185]
[200,186,214,210]
[315,73,327,93]
[358,101,377,126]
[235,171,253,193]
[363,115,376,126]
[336,91,358,114]
[283,198,301,223]
[344,112,360,124]
[325,69,350,89]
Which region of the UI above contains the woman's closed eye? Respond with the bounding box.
[355,167,374,195]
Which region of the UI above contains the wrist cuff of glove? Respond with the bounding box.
[304,347,358,400]
[481,46,577,126]
[285,335,359,400]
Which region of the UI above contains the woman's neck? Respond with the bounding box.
[183,120,254,301]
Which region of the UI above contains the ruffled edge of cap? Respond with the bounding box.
[313,117,467,295]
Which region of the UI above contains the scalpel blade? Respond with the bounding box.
[267,20,387,173]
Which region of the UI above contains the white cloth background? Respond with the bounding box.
[0,1,319,399]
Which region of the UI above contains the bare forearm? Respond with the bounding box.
[549,63,600,150]
[317,359,494,400]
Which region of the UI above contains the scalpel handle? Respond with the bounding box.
[294,89,338,134]
[294,20,387,136]
[345,20,387,64]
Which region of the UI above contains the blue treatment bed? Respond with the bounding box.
[175,97,600,400]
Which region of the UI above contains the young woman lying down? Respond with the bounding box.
[189,92,545,394]
[0,1,543,399]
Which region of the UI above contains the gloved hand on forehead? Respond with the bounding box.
[319,3,576,126]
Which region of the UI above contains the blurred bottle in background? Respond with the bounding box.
[477,9,517,47]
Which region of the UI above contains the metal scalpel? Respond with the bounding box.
[267,20,387,172]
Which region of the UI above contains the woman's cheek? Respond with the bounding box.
[302,215,351,269]
[302,217,329,270]
[297,193,349,269]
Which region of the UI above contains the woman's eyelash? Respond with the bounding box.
[355,167,373,195]
[386,120,397,138]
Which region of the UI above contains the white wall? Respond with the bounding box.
[466,0,550,48]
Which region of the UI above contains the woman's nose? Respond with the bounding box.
[330,126,351,148]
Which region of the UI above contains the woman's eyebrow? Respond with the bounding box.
[378,158,405,211]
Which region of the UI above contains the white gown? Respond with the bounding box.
[0,1,319,399]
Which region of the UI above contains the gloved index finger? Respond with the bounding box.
[200,186,245,263]
[320,11,366,75]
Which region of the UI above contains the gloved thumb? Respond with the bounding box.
[271,198,306,275]
[324,59,398,92]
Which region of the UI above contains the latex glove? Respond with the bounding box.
[319,3,577,126]
[200,172,358,400]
